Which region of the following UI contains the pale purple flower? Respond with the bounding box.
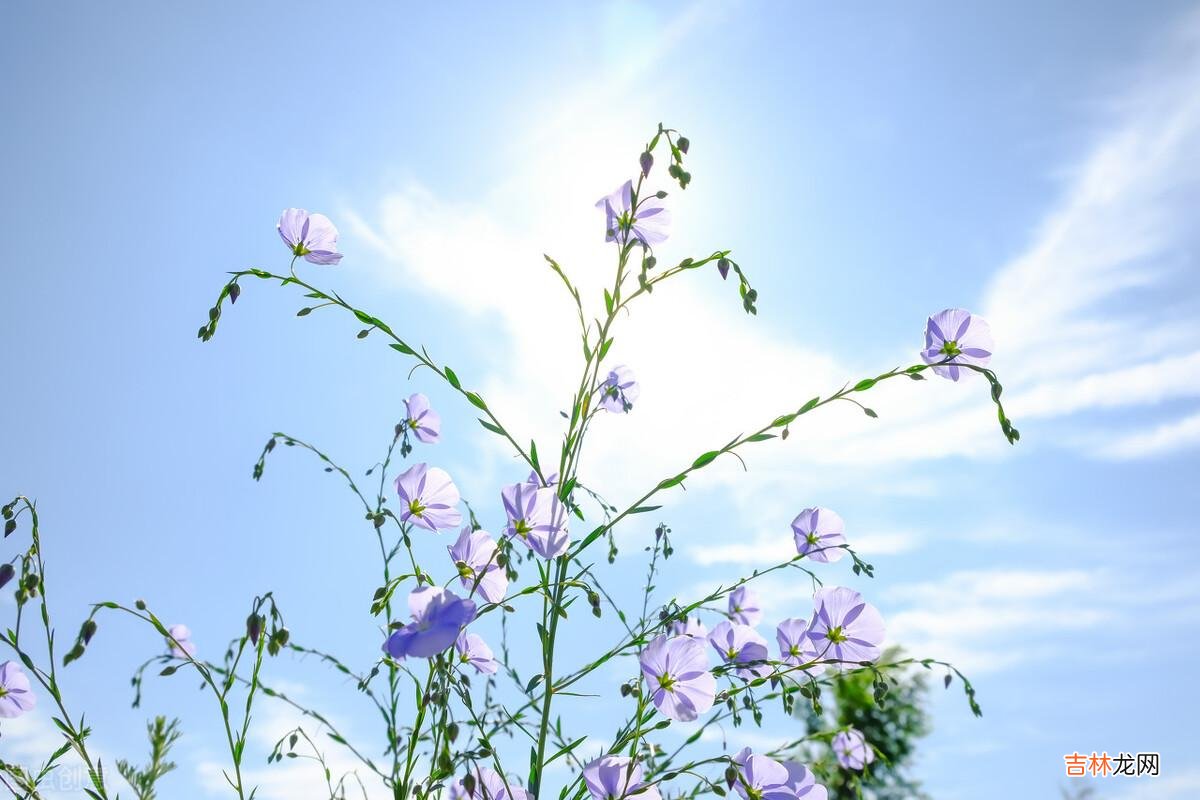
[395,463,462,532]
[791,507,847,564]
[598,366,640,414]
[277,208,343,265]
[783,762,828,800]
[583,756,661,800]
[832,729,875,770]
[404,393,441,444]
[595,180,670,247]
[805,587,886,667]
[728,586,762,626]
[921,308,993,381]
[448,528,508,603]
[0,661,36,718]
[455,632,499,675]
[383,587,476,659]
[501,482,570,559]
[669,616,708,638]
[166,624,196,658]
[526,470,559,487]
[708,621,771,680]
[776,618,823,675]
[453,767,530,800]
[730,749,794,800]
[640,635,716,722]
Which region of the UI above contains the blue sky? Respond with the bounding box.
[3,2,1200,799]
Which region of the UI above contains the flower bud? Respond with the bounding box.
[717,258,731,280]
[82,619,98,644]
[246,612,263,644]
[228,283,241,304]
[639,151,653,177]
[4,519,15,537]
[135,598,147,610]
[0,564,13,589]
[677,136,690,154]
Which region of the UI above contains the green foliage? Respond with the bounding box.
[116,717,183,800]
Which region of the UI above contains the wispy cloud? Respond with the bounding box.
[1094,409,1200,460]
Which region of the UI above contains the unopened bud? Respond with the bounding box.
[0,564,13,589]
[135,598,147,610]
[82,619,98,644]
[228,283,241,304]
[639,151,653,177]
[677,136,690,154]
[246,613,263,644]
[717,258,731,280]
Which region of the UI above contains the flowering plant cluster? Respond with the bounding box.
[1,124,1018,800]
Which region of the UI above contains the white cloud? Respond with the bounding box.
[343,5,1200,508]
[195,695,388,800]
[1094,410,1200,460]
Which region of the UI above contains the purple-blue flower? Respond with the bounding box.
[921,308,993,381]
[833,729,875,770]
[404,393,441,444]
[0,661,36,718]
[669,616,708,638]
[731,749,794,800]
[526,470,559,487]
[501,482,569,559]
[166,624,196,658]
[805,587,885,667]
[598,366,640,414]
[595,180,670,247]
[791,507,847,564]
[383,587,476,660]
[708,621,770,680]
[452,767,530,800]
[395,463,462,532]
[448,527,508,604]
[776,618,823,675]
[728,586,762,626]
[277,208,343,265]
[783,762,828,800]
[455,632,499,674]
[583,756,661,800]
[640,635,716,722]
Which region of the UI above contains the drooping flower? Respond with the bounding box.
[455,632,499,675]
[383,587,476,660]
[0,661,36,718]
[791,507,847,564]
[775,618,823,676]
[404,393,441,444]
[669,616,708,638]
[805,587,885,667]
[448,528,508,604]
[166,624,196,658]
[783,762,828,800]
[595,180,670,247]
[920,308,993,381]
[832,729,875,770]
[583,756,662,800]
[501,482,570,559]
[708,621,771,680]
[452,767,530,800]
[598,366,640,414]
[730,749,795,800]
[639,635,716,722]
[277,208,343,265]
[728,586,762,626]
[395,463,462,532]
